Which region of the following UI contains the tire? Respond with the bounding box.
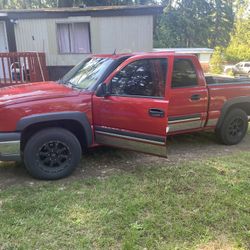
[216,108,248,145]
[23,128,82,180]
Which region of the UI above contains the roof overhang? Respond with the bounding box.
[153,48,214,54]
[0,5,164,20]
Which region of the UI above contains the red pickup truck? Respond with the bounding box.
[0,52,250,180]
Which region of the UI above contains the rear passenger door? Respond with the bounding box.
[168,56,209,134]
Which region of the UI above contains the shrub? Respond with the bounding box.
[210,47,223,74]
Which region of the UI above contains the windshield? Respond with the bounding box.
[60,57,114,90]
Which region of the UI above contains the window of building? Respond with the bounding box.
[110,58,167,98]
[171,59,198,88]
[57,23,91,54]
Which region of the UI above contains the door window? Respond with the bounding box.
[171,59,198,88]
[110,59,167,98]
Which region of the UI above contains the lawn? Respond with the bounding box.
[0,152,249,249]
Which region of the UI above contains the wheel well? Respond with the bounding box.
[227,103,250,117]
[217,102,250,129]
[20,120,87,152]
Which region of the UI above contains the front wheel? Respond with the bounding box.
[216,108,248,145]
[23,128,82,180]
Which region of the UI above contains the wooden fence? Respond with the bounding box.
[0,52,49,87]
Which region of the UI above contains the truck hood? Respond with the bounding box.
[0,81,79,107]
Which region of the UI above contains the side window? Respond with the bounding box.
[171,59,198,88]
[110,59,167,98]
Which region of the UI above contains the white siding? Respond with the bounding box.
[199,53,211,63]
[14,15,153,66]
[91,16,153,54]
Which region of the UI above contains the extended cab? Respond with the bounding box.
[0,52,250,180]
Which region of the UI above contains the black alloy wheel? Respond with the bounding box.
[24,128,82,180]
[38,140,71,169]
[216,108,248,145]
[227,117,244,139]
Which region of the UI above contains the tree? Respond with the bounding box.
[154,0,236,48]
[210,46,224,73]
[225,2,250,62]
[154,0,213,48]
[209,0,235,48]
[0,0,155,8]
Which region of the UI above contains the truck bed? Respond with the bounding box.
[205,75,250,125]
[205,75,250,85]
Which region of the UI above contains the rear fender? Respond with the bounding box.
[216,96,250,128]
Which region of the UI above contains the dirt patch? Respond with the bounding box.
[0,131,249,189]
[197,235,239,250]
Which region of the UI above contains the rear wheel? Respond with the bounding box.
[24,128,82,180]
[216,108,248,145]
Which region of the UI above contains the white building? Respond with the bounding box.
[0,5,162,79]
[153,48,214,72]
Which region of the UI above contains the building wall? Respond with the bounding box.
[199,53,211,63]
[199,53,212,73]
[90,16,152,54]
[14,15,153,67]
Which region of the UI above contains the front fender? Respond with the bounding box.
[16,111,93,146]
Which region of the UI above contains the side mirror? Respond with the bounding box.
[96,82,110,97]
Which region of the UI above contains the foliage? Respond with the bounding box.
[154,0,235,48]
[225,7,250,63]
[0,150,249,249]
[0,0,157,8]
[209,0,235,48]
[210,46,224,73]
[0,0,57,8]
[154,0,213,48]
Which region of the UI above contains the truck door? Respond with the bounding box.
[167,55,209,133]
[92,55,172,157]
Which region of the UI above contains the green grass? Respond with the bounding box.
[0,152,249,250]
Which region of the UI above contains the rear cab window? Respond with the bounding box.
[171,58,198,88]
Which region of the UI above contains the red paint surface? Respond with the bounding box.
[0,52,249,147]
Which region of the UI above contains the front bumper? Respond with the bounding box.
[0,133,21,161]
